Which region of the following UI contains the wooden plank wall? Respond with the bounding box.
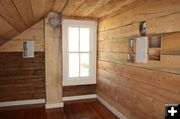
[0,0,56,45]
[63,85,96,97]
[0,20,45,102]
[97,0,180,119]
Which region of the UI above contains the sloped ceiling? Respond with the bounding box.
[0,0,60,45]
[61,0,136,18]
[0,0,137,45]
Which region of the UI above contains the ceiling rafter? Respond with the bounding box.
[0,0,27,32]
[0,0,142,46]
[0,0,56,46]
[12,0,35,27]
[11,0,28,27]
[0,14,20,34]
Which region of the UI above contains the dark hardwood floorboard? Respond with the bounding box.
[0,104,66,119]
[0,99,118,119]
[64,99,118,119]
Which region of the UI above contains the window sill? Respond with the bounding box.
[62,79,96,86]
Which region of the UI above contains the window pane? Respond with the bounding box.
[68,27,79,52]
[69,53,79,77]
[80,53,90,77]
[80,28,90,52]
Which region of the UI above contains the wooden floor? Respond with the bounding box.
[0,99,118,119]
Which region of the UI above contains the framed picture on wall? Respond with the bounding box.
[148,36,161,61]
[135,37,148,63]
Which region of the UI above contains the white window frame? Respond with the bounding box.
[62,19,97,86]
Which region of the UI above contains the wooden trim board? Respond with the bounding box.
[0,99,45,108]
[0,93,127,118]
[97,95,127,119]
[63,94,97,101]
[45,103,64,109]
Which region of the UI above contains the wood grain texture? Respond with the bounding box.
[73,0,111,17]
[0,0,55,45]
[0,99,118,119]
[63,85,96,97]
[0,20,45,52]
[12,0,35,26]
[0,52,45,102]
[0,19,45,101]
[62,0,86,16]
[88,0,136,18]
[0,15,19,46]
[62,15,97,21]
[1,0,171,46]
[98,0,180,32]
[71,0,98,17]
[45,12,62,104]
[0,16,19,39]
[99,0,146,21]
[31,0,56,20]
[64,99,118,119]
[97,0,180,119]
[0,0,27,32]
[52,0,67,12]
[162,32,180,55]
[98,33,180,73]
[61,0,138,18]
[98,61,180,93]
[98,52,180,74]
[0,104,66,119]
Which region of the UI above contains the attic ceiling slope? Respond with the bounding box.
[0,0,56,46]
[59,0,137,18]
[0,0,139,46]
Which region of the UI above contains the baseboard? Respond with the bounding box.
[63,94,97,101]
[97,95,127,119]
[0,99,45,108]
[45,102,64,109]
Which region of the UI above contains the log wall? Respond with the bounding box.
[97,0,180,119]
[63,85,96,97]
[0,20,45,102]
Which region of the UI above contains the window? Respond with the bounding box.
[62,19,97,86]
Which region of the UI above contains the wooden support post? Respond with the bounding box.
[45,12,63,108]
